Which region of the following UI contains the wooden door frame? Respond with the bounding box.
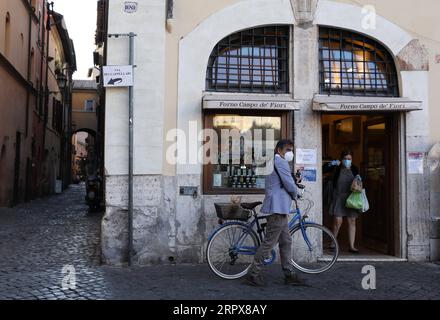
[362,114,397,256]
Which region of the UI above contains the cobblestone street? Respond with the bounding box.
[0,184,439,300]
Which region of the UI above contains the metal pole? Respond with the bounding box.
[128,33,135,267]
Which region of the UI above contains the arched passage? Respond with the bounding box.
[71,129,97,182]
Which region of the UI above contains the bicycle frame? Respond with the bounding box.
[289,202,315,252]
[208,202,315,263]
[207,183,339,277]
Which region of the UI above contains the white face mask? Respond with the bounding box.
[284,151,294,162]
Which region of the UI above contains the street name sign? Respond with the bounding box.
[103,65,133,87]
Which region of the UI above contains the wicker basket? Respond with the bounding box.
[214,203,250,221]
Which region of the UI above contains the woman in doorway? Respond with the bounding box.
[327,149,361,253]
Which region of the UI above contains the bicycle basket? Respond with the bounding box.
[214,203,250,221]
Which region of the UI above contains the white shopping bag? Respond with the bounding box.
[361,189,369,213]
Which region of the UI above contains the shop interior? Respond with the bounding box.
[321,113,397,257]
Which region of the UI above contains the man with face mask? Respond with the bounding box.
[245,139,305,287]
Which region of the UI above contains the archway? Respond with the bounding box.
[71,129,97,183]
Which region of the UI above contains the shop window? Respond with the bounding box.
[206,26,290,93]
[319,27,398,97]
[203,112,290,194]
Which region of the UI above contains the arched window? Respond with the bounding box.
[206,26,290,93]
[4,12,11,57]
[319,27,398,97]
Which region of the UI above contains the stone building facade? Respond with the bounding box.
[101,0,440,265]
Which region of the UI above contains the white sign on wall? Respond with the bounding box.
[103,65,133,87]
[124,2,138,13]
[408,152,424,174]
[296,148,317,165]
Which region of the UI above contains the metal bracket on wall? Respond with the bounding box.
[180,186,198,199]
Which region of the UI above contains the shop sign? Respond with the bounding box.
[313,96,422,112]
[203,99,300,111]
[317,102,422,112]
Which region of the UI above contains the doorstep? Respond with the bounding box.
[319,254,408,262]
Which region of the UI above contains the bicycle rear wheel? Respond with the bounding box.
[290,223,339,274]
[207,223,259,280]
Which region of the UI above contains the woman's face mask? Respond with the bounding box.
[342,159,352,168]
[284,151,294,162]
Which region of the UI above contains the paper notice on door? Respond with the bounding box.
[213,174,222,187]
[408,152,424,174]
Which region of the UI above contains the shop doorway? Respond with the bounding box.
[322,113,398,257]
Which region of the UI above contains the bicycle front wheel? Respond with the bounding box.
[290,223,339,274]
[207,223,259,280]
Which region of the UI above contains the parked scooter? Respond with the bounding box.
[85,175,102,212]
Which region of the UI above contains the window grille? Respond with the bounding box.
[206,26,290,93]
[319,27,398,97]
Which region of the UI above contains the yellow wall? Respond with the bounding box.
[73,90,99,111]
[72,89,99,134]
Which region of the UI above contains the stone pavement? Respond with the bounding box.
[0,184,439,300]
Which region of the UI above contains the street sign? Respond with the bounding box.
[124,2,138,13]
[103,65,133,87]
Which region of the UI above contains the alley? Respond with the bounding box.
[0,185,439,300]
[0,184,107,299]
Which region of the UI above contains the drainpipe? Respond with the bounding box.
[26,6,32,138]
[107,32,136,266]
[128,33,135,267]
[35,0,47,198]
[39,0,46,118]
[43,1,53,159]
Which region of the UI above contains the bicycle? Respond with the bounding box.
[206,183,339,280]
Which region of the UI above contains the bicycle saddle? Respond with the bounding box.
[240,202,263,210]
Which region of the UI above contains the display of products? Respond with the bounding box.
[218,165,262,189]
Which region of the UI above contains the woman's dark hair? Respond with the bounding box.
[275,139,294,154]
[340,148,353,160]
